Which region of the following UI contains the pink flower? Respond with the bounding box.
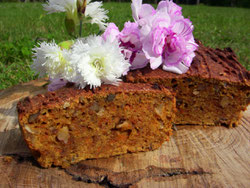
[102,23,120,42]
[103,0,198,74]
[131,0,156,21]
[120,22,141,49]
[157,0,183,20]
[102,22,148,70]
[131,0,156,28]
[131,0,142,22]
[133,0,198,73]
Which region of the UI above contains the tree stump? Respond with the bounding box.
[0,79,249,187]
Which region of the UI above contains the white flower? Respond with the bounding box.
[84,0,109,30]
[43,0,78,22]
[43,0,108,30]
[70,35,130,88]
[32,41,74,80]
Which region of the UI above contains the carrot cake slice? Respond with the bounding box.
[17,83,175,168]
[125,41,250,127]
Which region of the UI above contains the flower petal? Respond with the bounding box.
[130,51,148,70]
[162,62,189,74]
[131,0,142,21]
[150,56,162,70]
[85,0,109,30]
[102,23,120,42]
[139,4,156,19]
[48,78,68,91]
[172,19,193,40]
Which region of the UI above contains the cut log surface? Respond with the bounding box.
[0,79,249,188]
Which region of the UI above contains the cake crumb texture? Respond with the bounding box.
[17,83,175,168]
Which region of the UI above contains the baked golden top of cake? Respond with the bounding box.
[17,82,173,115]
[126,41,250,85]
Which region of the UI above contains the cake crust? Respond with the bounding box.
[18,83,174,115]
[126,41,249,85]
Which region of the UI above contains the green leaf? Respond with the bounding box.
[58,40,75,50]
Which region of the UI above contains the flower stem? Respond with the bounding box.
[79,19,83,37]
[97,30,102,35]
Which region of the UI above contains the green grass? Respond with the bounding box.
[0,2,249,89]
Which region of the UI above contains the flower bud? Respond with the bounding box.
[77,0,87,16]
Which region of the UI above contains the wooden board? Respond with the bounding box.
[0,79,249,188]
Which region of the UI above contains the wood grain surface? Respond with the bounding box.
[0,79,249,188]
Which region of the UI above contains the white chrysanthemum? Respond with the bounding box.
[70,35,130,88]
[43,0,78,22]
[84,0,109,30]
[32,41,74,80]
